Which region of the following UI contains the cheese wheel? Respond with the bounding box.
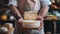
[24,11,37,20]
[22,20,40,28]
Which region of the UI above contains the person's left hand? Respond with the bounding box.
[36,16,44,30]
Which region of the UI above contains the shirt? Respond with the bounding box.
[8,0,51,11]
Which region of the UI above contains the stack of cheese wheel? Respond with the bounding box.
[22,11,40,28]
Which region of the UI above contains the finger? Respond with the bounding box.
[36,16,43,20]
[38,27,42,30]
[22,28,31,30]
[19,19,23,22]
[38,21,43,30]
[38,23,42,29]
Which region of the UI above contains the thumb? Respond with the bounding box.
[18,18,23,23]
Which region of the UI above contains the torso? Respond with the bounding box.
[15,0,42,34]
[17,0,41,16]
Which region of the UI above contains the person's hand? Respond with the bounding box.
[17,17,23,23]
[17,18,30,30]
[36,16,44,30]
[17,17,27,30]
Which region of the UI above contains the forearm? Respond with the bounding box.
[9,6,22,19]
[39,6,49,17]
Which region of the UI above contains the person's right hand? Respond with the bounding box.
[17,17,30,30]
[17,18,23,23]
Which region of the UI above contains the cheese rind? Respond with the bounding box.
[24,11,37,20]
[22,20,40,28]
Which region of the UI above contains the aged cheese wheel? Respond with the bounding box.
[24,11,38,20]
[22,20,40,28]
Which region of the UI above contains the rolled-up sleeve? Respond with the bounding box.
[8,0,17,7]
[40,0,51,6]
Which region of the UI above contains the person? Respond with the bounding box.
[8,0,51,34]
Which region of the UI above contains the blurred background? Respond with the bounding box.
[0,0,60,34]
